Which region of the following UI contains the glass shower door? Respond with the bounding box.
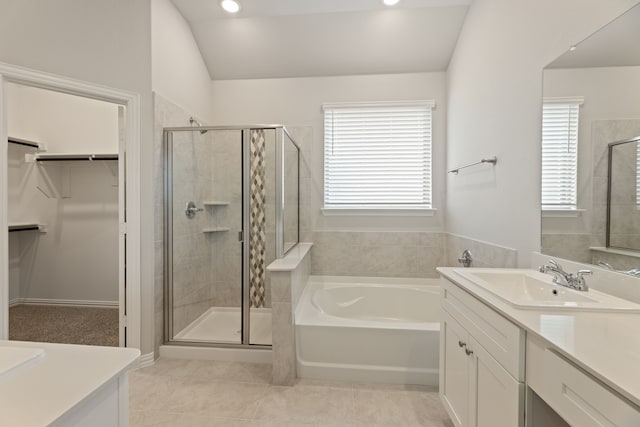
[166,128,243,344]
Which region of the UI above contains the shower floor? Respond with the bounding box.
[174,307,272,345]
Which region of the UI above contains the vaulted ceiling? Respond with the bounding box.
[171,0,471,80]
[547,3,640,69]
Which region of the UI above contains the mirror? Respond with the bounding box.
[541,4,640,275]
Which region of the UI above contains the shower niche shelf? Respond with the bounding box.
[202,201,230,233]
[202,227,230,233]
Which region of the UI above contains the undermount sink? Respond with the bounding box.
[456,268,640,312]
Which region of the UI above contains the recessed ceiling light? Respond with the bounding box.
[221,0,241,14]
[569,45,577,51]
[383,0,400,5]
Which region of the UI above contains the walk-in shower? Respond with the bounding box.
[164,125,299,348]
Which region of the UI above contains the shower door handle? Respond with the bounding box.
[238,231,244,242]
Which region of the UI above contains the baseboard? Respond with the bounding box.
[136,352,155,369]
[159,345,272,364]
[10,298,119,309]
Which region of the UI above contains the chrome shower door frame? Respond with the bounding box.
[164,125,297,349]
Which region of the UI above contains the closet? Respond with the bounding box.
[7,83,122,346]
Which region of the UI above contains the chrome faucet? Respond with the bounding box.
[539,260,592,291]
[458,250,473,268]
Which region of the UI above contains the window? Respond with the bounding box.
[323,101,433,210]
[541,97,583,210]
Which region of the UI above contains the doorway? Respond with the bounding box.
[0,63,141,350]
[7,83,122,346]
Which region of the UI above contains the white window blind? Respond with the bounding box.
[541,98,582,210]
[323,101,433,209]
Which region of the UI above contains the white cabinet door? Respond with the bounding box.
[441,311,471,427]
[469,337,524,427]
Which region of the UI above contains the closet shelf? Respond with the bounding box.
[202,227,230,233]
[35,153,118,162]
[203,201,230,206]
[9,223,46,233]
[8,137,41,150]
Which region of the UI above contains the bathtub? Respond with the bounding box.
[295,275,440,385]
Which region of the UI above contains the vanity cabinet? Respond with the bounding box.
[527,334,640,427]
[440,277,526,427]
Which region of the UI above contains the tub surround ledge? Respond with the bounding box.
[267,243,312,386]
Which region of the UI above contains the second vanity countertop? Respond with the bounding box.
[0,340,140,426]
[437,267,640,408]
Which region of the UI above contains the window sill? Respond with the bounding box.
[321,207,437,217]
[541,209,585,218]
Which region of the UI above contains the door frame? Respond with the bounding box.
[0,62,141,349]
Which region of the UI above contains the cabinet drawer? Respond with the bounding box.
[543,349,640,427]
[441,278,525,381]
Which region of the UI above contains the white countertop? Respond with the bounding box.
[437,267,640,407]
[0,340,140,426]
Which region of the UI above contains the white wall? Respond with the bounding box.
[543,66,640,234]
[211,72,447,232]
[445,0,639,266]
[151,0,212,121]
[0,0,154,353]
[8,83,119,154]
[8,84,119,304]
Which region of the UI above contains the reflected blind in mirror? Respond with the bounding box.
[323,101,433,209]
[541,98,582,210]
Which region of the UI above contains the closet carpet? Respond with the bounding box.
[9,305,119,347]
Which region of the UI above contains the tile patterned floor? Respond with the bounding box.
[129,358,454,427]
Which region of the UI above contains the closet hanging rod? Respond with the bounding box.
[9,224,44,232]
[8,137,40,150]
[35,153,118,162]
[448,156,498,174]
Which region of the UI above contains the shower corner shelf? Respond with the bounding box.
[202,227,230,233]
[9,223,47,233]
[203,201,230,207]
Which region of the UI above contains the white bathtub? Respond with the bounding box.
[295,275,440,385]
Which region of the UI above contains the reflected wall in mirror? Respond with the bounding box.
[541,3,640,275]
